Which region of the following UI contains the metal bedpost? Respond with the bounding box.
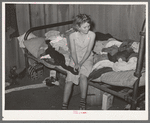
[131,19,146,110]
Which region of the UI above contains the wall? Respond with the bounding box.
[16,4,145,41]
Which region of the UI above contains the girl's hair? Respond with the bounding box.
[72,14,91,31]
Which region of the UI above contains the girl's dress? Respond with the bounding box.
[66,31,94,85]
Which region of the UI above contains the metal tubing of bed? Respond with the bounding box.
[131,19,146,110]
[134,19,145,78]
[24,20,73,40]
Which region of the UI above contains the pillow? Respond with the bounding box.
[92,70,145,88]
[23,37,46,58]
[17,32,37,48]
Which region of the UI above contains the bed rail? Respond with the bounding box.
[24,20,73,40]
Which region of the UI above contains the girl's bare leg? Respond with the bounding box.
[62,81,73,109]
[79,74,88,110]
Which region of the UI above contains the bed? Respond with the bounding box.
[19,19,146,110]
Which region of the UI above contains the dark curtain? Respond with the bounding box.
[5,4,25,80]
[6,4,19,38]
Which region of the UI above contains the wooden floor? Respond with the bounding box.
[5,67,132,110]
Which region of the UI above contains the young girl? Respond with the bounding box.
[62,14,95,110]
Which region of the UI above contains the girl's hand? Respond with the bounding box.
[74,64,81,72]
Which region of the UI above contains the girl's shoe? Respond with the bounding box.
[79,98,86,110]
[62,103,68,110]
[79,106,86,110]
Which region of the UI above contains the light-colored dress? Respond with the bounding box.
[66,31,94,85]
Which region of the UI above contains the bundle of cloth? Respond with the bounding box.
[92,38,139,72]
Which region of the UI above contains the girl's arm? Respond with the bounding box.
[79,32,96,66]
[69,33,78,66]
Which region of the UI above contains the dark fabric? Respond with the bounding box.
[88,67,113,80]
[119,39,134,52]
[44,40,79,75]
[102,39,136,63]
[127,53,138,61]
[102,45,119,56]
[95,32,113,41]
[108,50,134,63]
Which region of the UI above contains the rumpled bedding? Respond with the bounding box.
[113,57,137,72]
[92,39,139,71]
[89,37,140,80]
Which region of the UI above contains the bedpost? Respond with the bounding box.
[131,19,146,110]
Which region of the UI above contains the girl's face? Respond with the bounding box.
[78,22,90,34]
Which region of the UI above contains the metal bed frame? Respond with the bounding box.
[24,19,146,110]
